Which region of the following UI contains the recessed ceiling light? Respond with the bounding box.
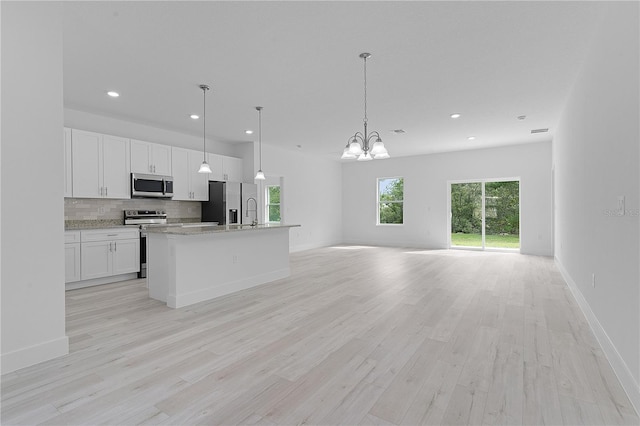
[107,91,120,98]
[467,136,476,140]
[245,130,253,135]
[517,115,526,120]
[190,114,199,120]
[450,113,461,119]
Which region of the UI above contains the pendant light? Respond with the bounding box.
[254,106,265,180]
[340,53,389,160]
[197,84,212,173]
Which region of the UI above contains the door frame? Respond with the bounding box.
[447,177,521,252]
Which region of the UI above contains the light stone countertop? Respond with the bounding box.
[144,223,300,236]
[65,218,200,231]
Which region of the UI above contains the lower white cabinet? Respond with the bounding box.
[65,231,81,283]
[112,239,140,275]
[80,228,139,281]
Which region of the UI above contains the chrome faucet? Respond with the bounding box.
[246,197,258,226]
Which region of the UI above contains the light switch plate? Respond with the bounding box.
[618,196,625,216]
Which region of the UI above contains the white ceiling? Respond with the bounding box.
[62,1,605,159]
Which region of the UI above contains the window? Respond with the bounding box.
[377,177,404,225]
[266,185,281,223]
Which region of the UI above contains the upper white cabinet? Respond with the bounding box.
[71,129,131,199]
[64,128,72,197]
[223,156,243,182]
[172,147,208,201]
[130,139,172,176]
[207,153,224,181]
[207,153,243,182]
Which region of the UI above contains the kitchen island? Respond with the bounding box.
[146,223,300,308]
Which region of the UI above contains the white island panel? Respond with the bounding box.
[147,226,294,308]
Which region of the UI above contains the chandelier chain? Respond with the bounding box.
[199,84,210,161]
[258,108,262,170]
[363,55,368,123]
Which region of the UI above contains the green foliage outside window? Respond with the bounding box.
[378,178,403,224]
[450,181,519,235]
[450,183,482,234]
[267,185,281,223]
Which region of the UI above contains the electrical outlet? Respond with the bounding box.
[98,206,105,214]
[232,255,238,264]
[592,273,595,288]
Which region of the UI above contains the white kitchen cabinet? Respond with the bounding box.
[206,153,224,181]
[112,239,140,275]
[172,147,208,201]
[223,156,243,182]
[64,128,73,197]
[71,129,131,199]
[81,241,112,280]
[64,231,81,283]
[80,228,139,280]
[206,154,243,182]
[130,139,172,176]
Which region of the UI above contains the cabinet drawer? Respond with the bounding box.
[65,230,81,243]
[81,228,139,242]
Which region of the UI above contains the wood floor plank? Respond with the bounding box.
[0,246,636,426]
[481,342,525,425]
[522,350,564,425]
[440,384,488,426]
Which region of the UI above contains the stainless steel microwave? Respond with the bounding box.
[131,173,174,198]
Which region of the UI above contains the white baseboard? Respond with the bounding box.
[1,335,69,375]
[65,272,138,290]
[555,257,640,415]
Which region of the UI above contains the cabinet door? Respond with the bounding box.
[71,129,102,198]
[189,149,209,201]
[171,147,191,200]
[112,239,140,275]
[130,139,152,174]
[223,156,243,182]
[64,128,73,197]
[151,143,172,176]
[207,153,224,181]
[65,243,81,283]
[102,134,130,199]
[81,241,112,280]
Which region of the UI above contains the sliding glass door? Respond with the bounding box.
[450,180,520,250]
[450,183,483,247]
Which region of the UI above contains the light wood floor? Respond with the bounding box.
[1,246,638,425]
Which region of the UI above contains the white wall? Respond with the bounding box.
[1,2,69,373]
[255,145,343,252]
[553,2,639,410]
[342,141,553,256]
[65,108,241,158]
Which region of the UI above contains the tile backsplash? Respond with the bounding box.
[64,198,201,223]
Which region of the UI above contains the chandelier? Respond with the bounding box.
[341,53,389,161]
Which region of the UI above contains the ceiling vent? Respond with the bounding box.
[391,129,406,134]
[531,128,549,134]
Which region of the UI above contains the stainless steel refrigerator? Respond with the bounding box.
[202,181,258,225]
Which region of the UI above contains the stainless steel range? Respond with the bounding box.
[124,210,167,278]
